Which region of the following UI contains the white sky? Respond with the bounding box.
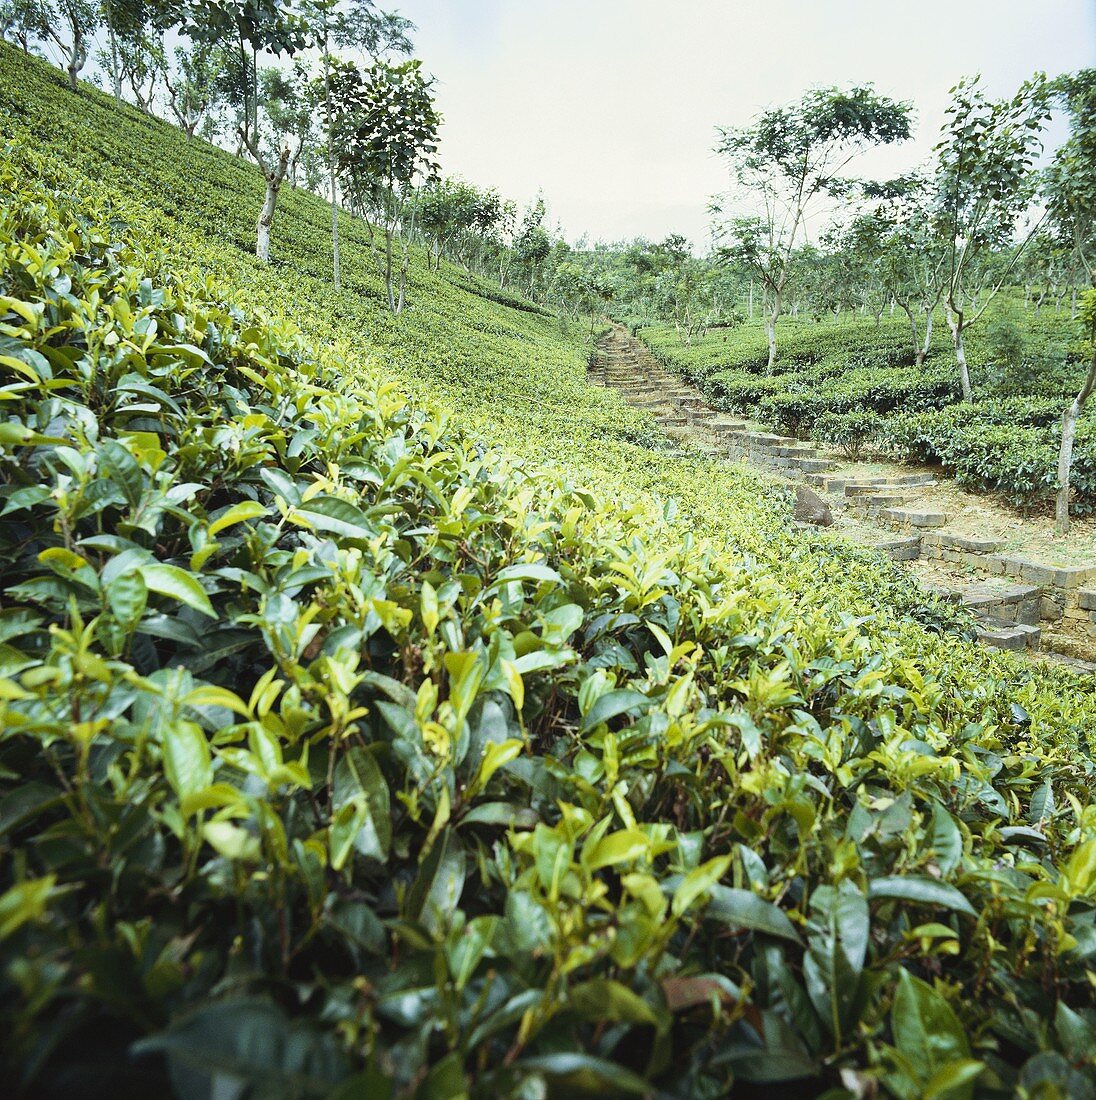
[396,0,1096,248]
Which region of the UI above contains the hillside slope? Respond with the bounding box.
[2,46,1096,1097]
[0,47,1019,631]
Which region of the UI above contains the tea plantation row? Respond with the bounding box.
[640,314,1095,513]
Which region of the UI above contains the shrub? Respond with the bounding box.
[639,300,1092,513]
[815,409,886,461]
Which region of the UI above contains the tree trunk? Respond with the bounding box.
[66,37,85,90]
[920,310,933,367]
[107,25,122,101]
[384,223,397,313]
[947,308,971,401]
[899,301,919,363]
[323,31,340,293]
[255,145,291,263]
[765,290,781,371]
[1056,348,1096,535]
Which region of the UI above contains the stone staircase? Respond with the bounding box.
[591,326,1096,671]
[591,332,837,479]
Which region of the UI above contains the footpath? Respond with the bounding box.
[592,325,1096,673]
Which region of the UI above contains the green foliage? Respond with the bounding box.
[814,409,885,461]
[641,310,1096,513]
[4,45,1096,1099]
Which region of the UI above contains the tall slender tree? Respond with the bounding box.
[30,0,100,88]
[183,0,307,261]
[934,74,1051,400]
[1045,69,1096,533]
[304,0,413,291]
[712,86,912,369]
[329,58,439,314]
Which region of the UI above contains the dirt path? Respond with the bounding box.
[592,325,1096,673]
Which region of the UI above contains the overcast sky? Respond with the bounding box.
[395,0,1096,249]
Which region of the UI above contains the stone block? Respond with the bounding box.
[1040,596,1065,622]
[976,620,1040,651]
[997,556,1029,578]
[881,537,921,562]
[1078,589,1096,612]
[902,510,948,528]
[1052,566,1096,589]
[1018,598,1044,626]
[1017,561,1060,587]
[949,535,1003,553]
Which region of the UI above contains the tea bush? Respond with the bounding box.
[640,309,1095,513]
[3,47,1096,1099]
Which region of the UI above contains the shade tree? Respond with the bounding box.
[329,57,440,314]
[303,0,414,291]
[513,196,553,299]
[182,0,308,261]
[163,38,226,138]
[933,74,1051,400]
[27,0,100,88]
[712,85,912,369]
[552,260,613,332]
[1044,69,1096,532]
[0,0,41,51]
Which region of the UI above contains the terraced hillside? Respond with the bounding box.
[639,313,1095,515]
[3,46,1096,1098]
[596,326,1096,667]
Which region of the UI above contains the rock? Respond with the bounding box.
[794,486,833,527]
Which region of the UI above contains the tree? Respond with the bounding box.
[934,75,1051,400]
[259,63,316,186]
[712,85,912,369]
[183,0,308,261]
[553,261,613,333]
[98,0,174,104]
[416,177,480,270]
[649,239,720,344]
[329,58,440,314]
[513,196,553,299]
[164,39,225,138]
[854,174,947,364]
[30,0,100,88]
[1045,69,1096,533]
[97,24,166,113]
[0,0,42,51]
[303,0,414,292]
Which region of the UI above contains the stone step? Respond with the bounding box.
[809,474,938,493]
[960,582,1042,625]
[753,443,818,459]
[879,536,921,562]
[850,493,920,511]
[981,558,1096,590]
[920,532,1004,554]
[751,432,799,446]
[975,618,1041,652]
[1041,652,1096,676]
[880,508,950,529]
